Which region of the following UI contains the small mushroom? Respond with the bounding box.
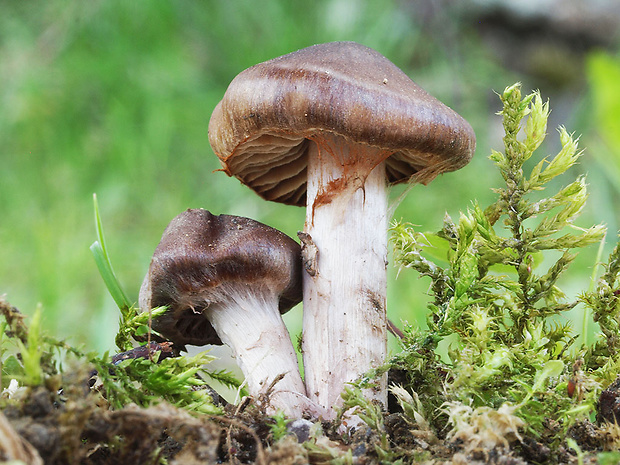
[139,208,311,417]
[208,42,476,419]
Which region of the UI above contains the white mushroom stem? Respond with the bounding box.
[301,133,389,421]
[205,287,311,418]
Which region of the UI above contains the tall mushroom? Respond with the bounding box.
[139,208,313,417]
[208,42,476,419]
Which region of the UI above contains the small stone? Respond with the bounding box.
[286,419,314,443]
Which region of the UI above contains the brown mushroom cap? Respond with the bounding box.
[208,41,476,207]
[139,209,303,348]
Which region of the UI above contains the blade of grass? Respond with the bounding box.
[582,232,607,347]
[90,193,132,311]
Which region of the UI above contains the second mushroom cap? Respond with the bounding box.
[139,208,303,348]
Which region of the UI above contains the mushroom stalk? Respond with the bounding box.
[301,134,388,419]
[206,286,309,418]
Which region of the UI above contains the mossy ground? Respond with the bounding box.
[0,311,618,465]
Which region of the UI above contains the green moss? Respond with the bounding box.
[388,83,614,453]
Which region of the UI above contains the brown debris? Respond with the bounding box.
[0,410,43,465]
[598,375,620,424]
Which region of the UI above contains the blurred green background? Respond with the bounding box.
[1,0,620,356]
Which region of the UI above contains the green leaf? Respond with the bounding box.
[90,193,132,311]
[15,306,44,386]
[523,94,549,156]
[531,360,564,394]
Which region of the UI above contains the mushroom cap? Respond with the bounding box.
[208,41,476,207]
[139,209,303,348]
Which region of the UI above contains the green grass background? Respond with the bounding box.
[1,1,620,355]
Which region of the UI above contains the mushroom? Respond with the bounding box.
[139,208,312,417]
[208,42,476,419]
